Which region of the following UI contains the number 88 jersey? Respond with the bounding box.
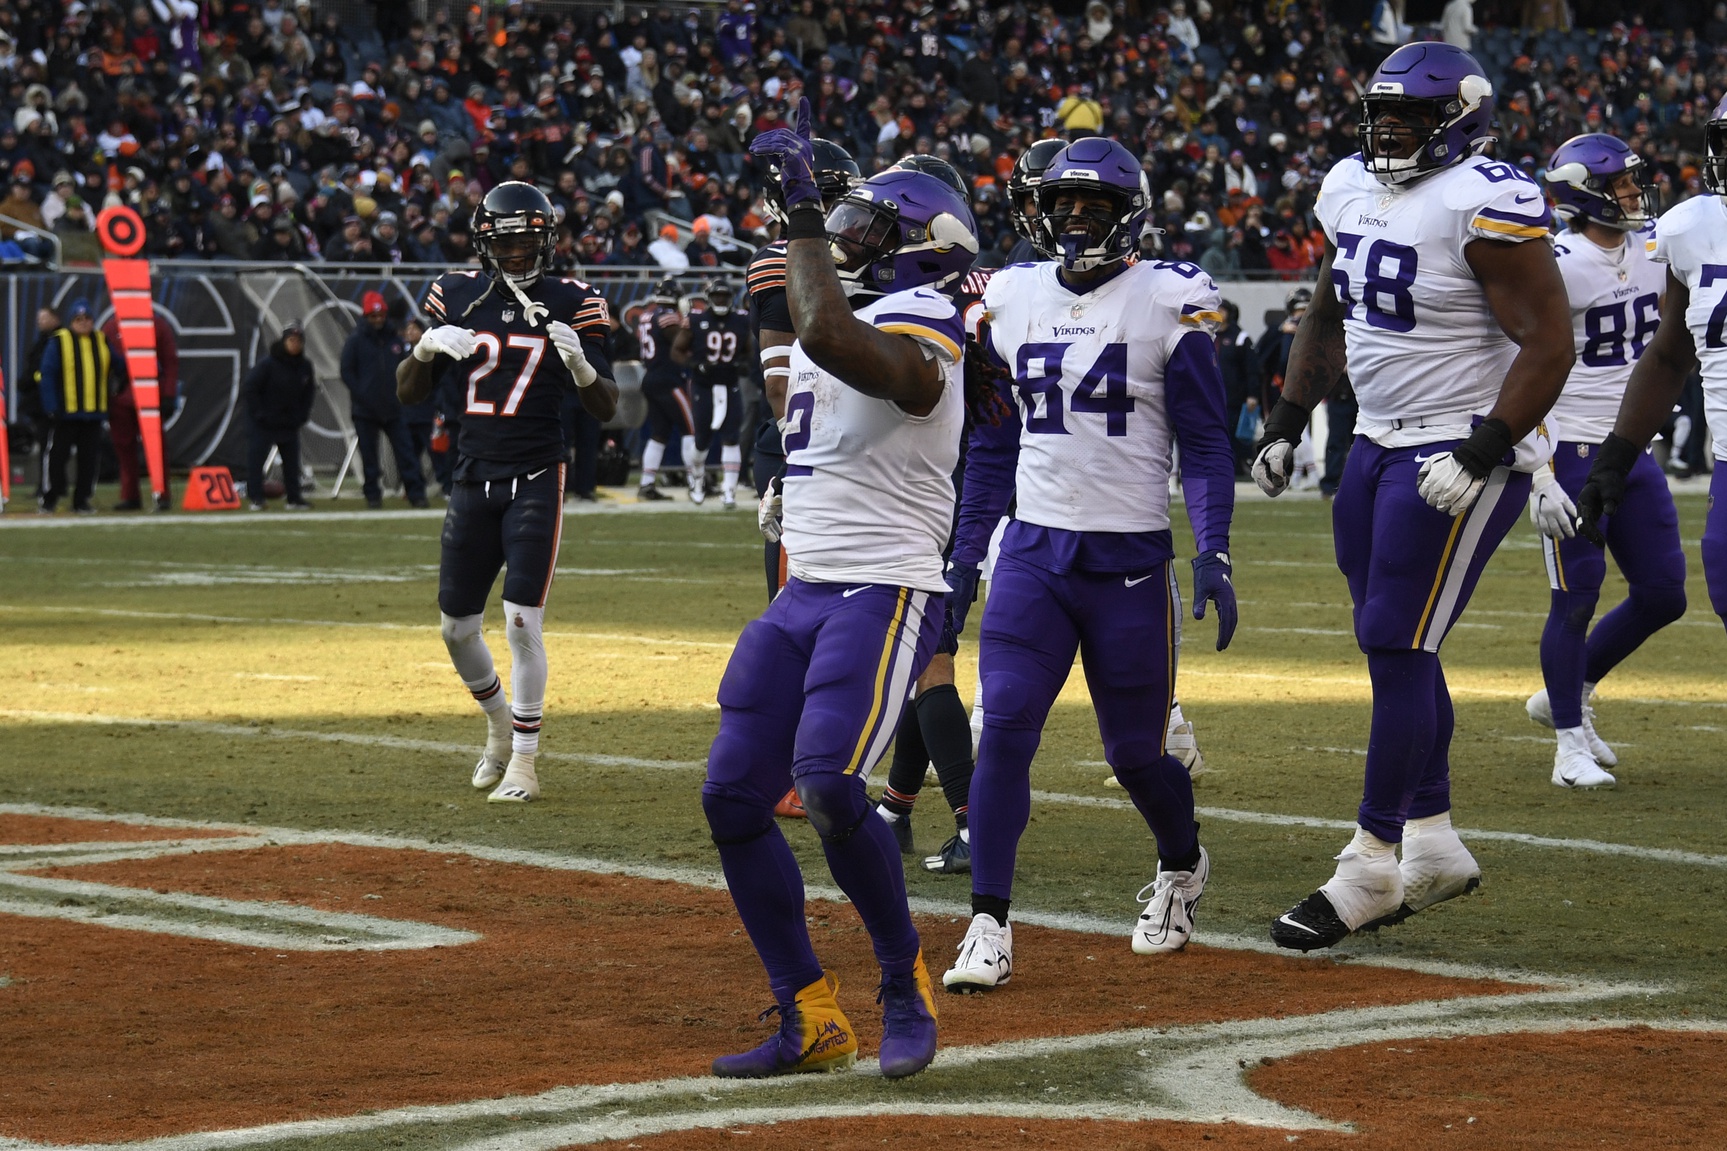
[1315,154,1554,432]
[1650,193,1727,462]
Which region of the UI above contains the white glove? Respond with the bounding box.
[1416,452,1486,516]
[1528,465,1576,539]
[547,320,598,388]
[758,476,784,544]
[413,324,477,362]
[1250,439,1295,497]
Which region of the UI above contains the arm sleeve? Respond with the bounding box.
[952,337,1020,567]
[581,334,613,383]
[1165,329,1236,556]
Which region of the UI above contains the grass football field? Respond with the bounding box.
[1,486,1724,1150]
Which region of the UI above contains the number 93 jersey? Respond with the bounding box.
[422,271,613,480]
[981,258,1224,534]
[781,286,964,593]
[1549,225,1664,444]
[1315,154,1554,432]
[1650,194,1727,462]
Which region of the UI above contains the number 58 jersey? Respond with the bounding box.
[1315,154,1554,433]
[982,259,1224,533]
[1651,193,1727,462]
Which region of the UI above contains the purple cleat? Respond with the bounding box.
[711,971,857,1079]
[876,950,939,1079]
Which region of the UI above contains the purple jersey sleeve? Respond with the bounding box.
[1165,329,1235,557]
[953,338,1021,566]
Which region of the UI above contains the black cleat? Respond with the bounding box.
[1270,890,1353,952]
[881,806,915,856]
[922,831,971,874]
[638,484,670,502]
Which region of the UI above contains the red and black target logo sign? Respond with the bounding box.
[96,205,147,257]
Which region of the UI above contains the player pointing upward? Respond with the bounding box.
[701,101,977,1080]
[1253,44,1574,950]
[943,136,1239,993]
[396,182,619,804]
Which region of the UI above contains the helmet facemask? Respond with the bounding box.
[1706,116,1727,197]
[1036,181,1139,272]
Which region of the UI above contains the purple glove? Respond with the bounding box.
[749,97,820,211]
[1191,551,1237,651]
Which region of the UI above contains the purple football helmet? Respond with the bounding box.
[1361,42,1496,186]
[1545,133,1655,230]
[1706,94,1727,196]
[1034,137,1151,271]
[823,168,978,298]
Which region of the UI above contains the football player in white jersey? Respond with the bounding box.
[1579,94,1727,645]
[701,102,977,1081]
[1252,43,1574,951]
[942,137,1239,993]
[1526,134,1685,790]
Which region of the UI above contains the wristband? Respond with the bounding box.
[1261,398,1311,444]
[784,205,827,241]
[1451,417,1516,479]
[1593,431,1642,476]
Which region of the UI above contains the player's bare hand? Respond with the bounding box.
[1416,452,1486,516]
[414,325,477,362]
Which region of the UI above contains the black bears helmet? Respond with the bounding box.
[472,181,556,286]
[762,137,861,223]
[885,152,971,201]
[702,279,734,316]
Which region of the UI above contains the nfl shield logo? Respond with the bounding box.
[501,308,516,322]
[1577,444,1589,457]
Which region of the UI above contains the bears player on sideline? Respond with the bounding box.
[396,182,619,803]
[942,137,1239,994]
[1253,43,1574,950]
[703,102,977,1080]
[1578,94,1727,646]
[1527,135,1683,790]
[690,279,751,509]
[635,278,703,504]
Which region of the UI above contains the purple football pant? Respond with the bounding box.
[1705,466,1727,625]
[1541,444,1688,728]
[1332,437,1530,842]
[703,578,941,1001]
[969,551,1198,903]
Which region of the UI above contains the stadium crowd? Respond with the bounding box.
[2,0,1726,279]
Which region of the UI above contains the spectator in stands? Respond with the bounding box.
[340,291,428,509]
[37,298,125,515]
[242,321,316,512]
[648,222,689,269]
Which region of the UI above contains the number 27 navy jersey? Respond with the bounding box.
[422,271,613,481]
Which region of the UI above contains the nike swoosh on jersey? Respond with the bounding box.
[1124,574,1157,587]
[1513,193,1539,204]
[527,469,547,481]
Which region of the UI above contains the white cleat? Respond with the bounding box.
[1527,687,1616,766]
[942,913,1013,993]
[472,752,507,791]
[1319,836,1404,932]
[1398,813,1482,916]
[1553,745,1616,790]
[1132,846,1209,954]
[688,474,707,505]
[487,756,541,803]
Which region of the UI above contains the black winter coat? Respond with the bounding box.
[244,341,317,433]
[340,321,409,422]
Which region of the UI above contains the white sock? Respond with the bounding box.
[1168,699,1186,729]
[503,600,546,761]
[682,435,700,485]
[959,826,970,844]
[641,439,665,487]
[876,804,901,824]
[1557,726,1591,755]
[721,444,741,497]
[1346,825,1397,859]
[1582,679,1598,703]
[441,612,511,758]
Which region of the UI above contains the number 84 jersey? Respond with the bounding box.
[982,259,1224,533]
[1315,154,1554,434]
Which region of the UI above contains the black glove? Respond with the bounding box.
[1450,417,1517,479]
[1575,433,1641,546]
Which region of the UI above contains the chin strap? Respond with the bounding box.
[502,273,549,328]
